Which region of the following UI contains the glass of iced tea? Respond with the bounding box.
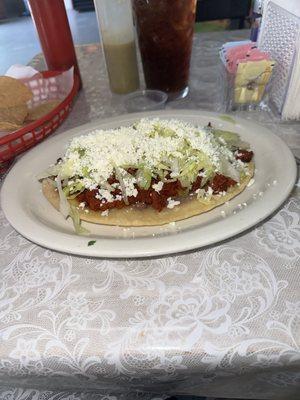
[132,0,196,99]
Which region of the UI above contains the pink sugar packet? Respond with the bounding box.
[227,48,270,73]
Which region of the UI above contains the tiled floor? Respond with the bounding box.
[0,10,100,74]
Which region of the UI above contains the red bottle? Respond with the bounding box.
[28,0,81,86]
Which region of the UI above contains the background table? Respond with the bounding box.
[0,31,300,400]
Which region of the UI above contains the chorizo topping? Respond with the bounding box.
[235,149,253,163]
[73,171,238,212]
[76,178,183,212]
[210,174,237,194]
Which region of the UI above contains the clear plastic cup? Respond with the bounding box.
[123,89,168,112]
[132,0,197,99]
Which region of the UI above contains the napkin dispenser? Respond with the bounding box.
[258,0,300,120]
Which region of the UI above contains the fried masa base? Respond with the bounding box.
[42,162,254,227]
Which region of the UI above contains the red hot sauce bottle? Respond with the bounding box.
[28,0,81,87]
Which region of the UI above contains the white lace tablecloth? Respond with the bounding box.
[1,31,300,400]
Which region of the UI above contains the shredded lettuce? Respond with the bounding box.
[36,164,62,180]
[81,166,91,178]
[74,147,86,157]
[56,175,70,219]
[154,167,166,181]
[200,169,214,187]
[69,205,89,235]
[196,188,205,198]
[63,181,85,198]
[100,180,115,191]
[212,129,249,150]
[169,157,180,176]
[219,157,240,182]
[114,165,129,205]
[57,175,89,235]
[148,124,176,138]
[136,167,152,189]
[59,159,75,180]
[178,151,214,188]
[179,160,199,188]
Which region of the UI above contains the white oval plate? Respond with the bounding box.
[1,110,297,258]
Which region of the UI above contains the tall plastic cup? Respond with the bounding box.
[132,0,197,99]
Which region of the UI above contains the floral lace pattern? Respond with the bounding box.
[0,193,299,399]
[255,199,300,259]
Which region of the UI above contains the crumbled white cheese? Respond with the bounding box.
[78,202,86,209]
[101,210,109,217]
[167,198,181,209]
[152,181,164,192]
[59,118,248,204]
[123,176,138,197]
[96,189,114,203]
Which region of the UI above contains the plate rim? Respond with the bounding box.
[1,109,297,258]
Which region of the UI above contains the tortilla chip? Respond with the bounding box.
[0,76,33,108]
[0,121,22,132]
[26,100,61,122]
[42,163,254,227]
[0,104,28,125]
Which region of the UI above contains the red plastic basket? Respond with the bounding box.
[0,71,80,172]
